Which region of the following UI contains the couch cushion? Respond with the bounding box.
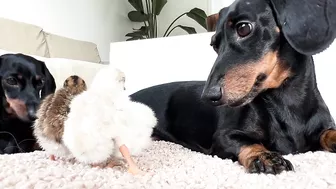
[110,32,336,119]
[109,32,217,95]
[44,58,107,89]
[0,17,49,57]
[45,33,101,63]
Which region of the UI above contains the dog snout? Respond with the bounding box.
[201,85,223,106]
[26,102,38,121]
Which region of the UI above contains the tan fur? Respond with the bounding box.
[223,51,292,101]
[320,130,336,151]
[4,97,27,119]
[238,144,268,169]
[35,75,87,143]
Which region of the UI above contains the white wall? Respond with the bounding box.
[153,0,236,38]
[0,0,133,61]
[155,0,210,38]
[209,0,234,14]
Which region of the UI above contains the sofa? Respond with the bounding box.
[0,17,107,89]
[110,32,336,119]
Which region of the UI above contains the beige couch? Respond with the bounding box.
[0,17,107,89]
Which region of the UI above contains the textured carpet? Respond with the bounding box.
[0,141,336,189]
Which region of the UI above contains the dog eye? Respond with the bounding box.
[236,22,253,37]
[6,77,18,86]
[36,79,45,87]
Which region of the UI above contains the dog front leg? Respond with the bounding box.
[212,130,294,174]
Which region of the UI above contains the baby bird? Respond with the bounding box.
[63,66,157,174]
[33,75,87,161]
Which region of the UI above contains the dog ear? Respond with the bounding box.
[0,56,4,96]
[210,7,229,53]
[0,54,8,76]
[206,13,219,32]
[41,62,56,99]
[269,0,336,55]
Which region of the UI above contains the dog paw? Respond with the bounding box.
[320,129,336,152]
[248,151,294,174]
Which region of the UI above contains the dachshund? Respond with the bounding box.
[130,0,336,175]
[0,53,56,154]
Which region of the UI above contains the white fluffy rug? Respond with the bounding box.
[0,141,336,189]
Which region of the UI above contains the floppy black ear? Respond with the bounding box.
[0,56,4,96]
[41,62,56,99]
[269,0,336,55]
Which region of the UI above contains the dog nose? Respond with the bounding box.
[27,103,38,121]
[28,109,37,121]
[201,85,223,106]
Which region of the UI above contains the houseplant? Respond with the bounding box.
[126,0,207,41]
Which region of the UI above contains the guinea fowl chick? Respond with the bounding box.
[33,75,87,161]
[63,67,157,175]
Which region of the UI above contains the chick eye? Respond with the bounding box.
[6,77,18,86]
[236,22,253,37]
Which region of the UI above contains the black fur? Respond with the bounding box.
[0,53,56,154]
[269,0,336,55]
[130,0,336,175]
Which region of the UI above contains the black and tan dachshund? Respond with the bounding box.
[130,0,336,175]
[0,53,56,154]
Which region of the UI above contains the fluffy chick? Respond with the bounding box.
[33,75,87,161]
[63,67,157,174]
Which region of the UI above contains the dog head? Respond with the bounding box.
[63,75,87,95]
[90,66,126,93]
[201,0,336,107]
[0,53,56,121]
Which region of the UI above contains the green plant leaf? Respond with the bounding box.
[128,11,148,22]
[152,0,167,15]
[125,30,147,37]
[186,8,207,29]
[176,25,197,34]
[126,36,145,41]
[138,26,149,33]
[128,0,144,12]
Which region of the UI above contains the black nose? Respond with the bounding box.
[201,85,223,106]
[28,109,37,121]
[27,103,38,121]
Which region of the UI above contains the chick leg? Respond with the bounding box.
[118,144,142,175]
[50,154,56,161]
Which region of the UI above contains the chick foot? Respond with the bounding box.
[119,144,144,175]
[91,159,122,169]
[106,159,122,168]
[91,162,107,168]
